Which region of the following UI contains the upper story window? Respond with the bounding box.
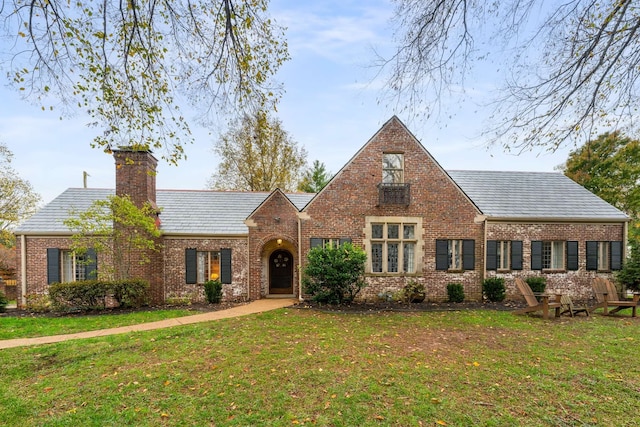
[382,153,404,184]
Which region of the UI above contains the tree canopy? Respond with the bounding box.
[209,110,307,192]
[562,131,640,241]
[382,1,640,154]
[0,143,41,247]
[297,160,332,193]
[0,0,289,164]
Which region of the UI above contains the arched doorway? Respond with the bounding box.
[269,249,293,295]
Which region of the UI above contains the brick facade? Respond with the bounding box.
[14,117,628,307]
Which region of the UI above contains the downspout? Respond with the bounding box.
[624,220,629,259]
[20,234,27,307]
[297,216,303,302]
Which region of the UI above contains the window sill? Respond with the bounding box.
[541,269,566,274]
[366,272,420,277]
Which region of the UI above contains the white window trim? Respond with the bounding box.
[542,241,565,270]
[497,240,510,271]
[597,241,610,271]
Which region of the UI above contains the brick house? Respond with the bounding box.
[13,116,628,307]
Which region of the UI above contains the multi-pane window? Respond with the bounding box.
[370,222,417,274]
[448,240,463,270]
[382,153,404,184]
[322,238,341,248]
[597,241,610,271]
[197,251,220,283]
[61,250,87,282]
[542,241,564,269]
[497,241,510,270]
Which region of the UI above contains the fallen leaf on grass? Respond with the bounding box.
[436,420,448,426]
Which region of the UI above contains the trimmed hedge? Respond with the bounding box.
[447,283,465,303]
[204,280,223,304]
[482,277,506,302]
[49,279,149,312]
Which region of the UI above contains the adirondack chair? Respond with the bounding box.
[513,278,562,319]
[590,278,639,317]
[559,294,589,317]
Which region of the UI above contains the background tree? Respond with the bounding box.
[562,132,640,242]
[0,143,41,247]
[1,0,289,164]
[382,1,640,154]
[298,160,332,193]
[64,194,161,280]
[209,110,307,191]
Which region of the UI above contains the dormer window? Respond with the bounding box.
[383,153,404,183]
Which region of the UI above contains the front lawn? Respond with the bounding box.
[0,308,638,426]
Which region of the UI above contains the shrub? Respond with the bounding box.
[0,291,7,312]
[25,294,51,313]
[447,283,465,303]
[616,243,640,292]
[204,280,223,304]
[396,281,426,303]
[482,277,506,302]
[303,242,367,304]
[165,294,192,306]
[49,279,149,312]
[110,279,150,308]
[525,277,547,294]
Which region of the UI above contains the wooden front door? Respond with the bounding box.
[269,250,293,294]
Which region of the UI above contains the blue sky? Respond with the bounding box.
[0,0,573,205]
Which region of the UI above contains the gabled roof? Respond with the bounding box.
[15,188,315,236]
[448,170,628,221]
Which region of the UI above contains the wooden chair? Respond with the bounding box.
[559,294,589,317]
[513,278,562,319]
[590,278,639,317]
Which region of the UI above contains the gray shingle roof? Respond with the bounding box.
[15,170,628,235]
[15,188,315,235]
[448,170,628,220]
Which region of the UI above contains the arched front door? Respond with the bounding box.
[269,249,293,294]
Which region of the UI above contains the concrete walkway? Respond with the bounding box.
[0,298,297,350]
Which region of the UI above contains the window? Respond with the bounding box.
[46,248,97,284]
[542,241,564,269]
[61,250,87,282]
[487,240,523,271]
[197,251,220,283]
[436,239,475,271]
[369,222,417,274]
[310,238,352,249]
[586,241,623,271]
[185,248,232,285]
[382,153,404,184]
[531,241,577,271]
[496,241,510,270]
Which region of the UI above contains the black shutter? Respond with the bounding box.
[185,248,197,284]
[531,241,543,271]
[85,248,98,279]
[310,238,323,249]
[339,238,352,246]
[511,241,523,270]
[463,239,475,270]
[220,248,232,284]
[47,248,60,284]
[611,241,623,271]
[435,239,449,271]
[486,240,497,270]
[566,241,578,271]
[586,241,598,271]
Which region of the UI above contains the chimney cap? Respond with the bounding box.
[113,145,154,153]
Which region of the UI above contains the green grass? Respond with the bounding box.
[1,308,639,426]
[0,309,198,339]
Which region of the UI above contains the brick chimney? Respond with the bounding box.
[113,148,158,208]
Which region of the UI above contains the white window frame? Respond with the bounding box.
[197,251,221,284]
[382,153,404,184]
[365,217,422,275]
[497,241,510,270]
[61,250,87,283]
[448,239,463,270]
[597,241,610,271]
[542,241,565,270]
